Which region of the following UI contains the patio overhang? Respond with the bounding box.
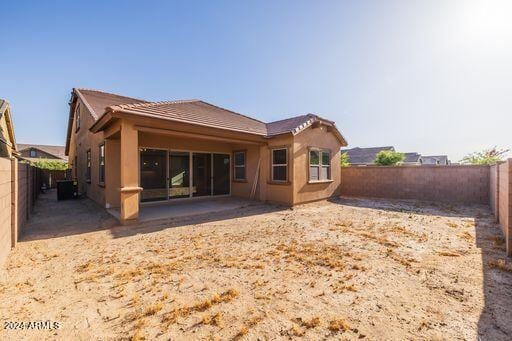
[135,126,267,146]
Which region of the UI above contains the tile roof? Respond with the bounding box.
[75,88,148,120]
[17,144,67,161]
[68,88,347,151]
[265,114,316,136]
[343,146,395,165]
[108,100,268,136]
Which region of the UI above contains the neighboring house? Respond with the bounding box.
[0,100,16,158]
[0,100,17,266]
[17,144,68,163]
[343,146,449,166]
[403,152,422,165]
[65,88,347,223]
[17,144,69,188]
[343,146,395,166]
[420,155,450,165]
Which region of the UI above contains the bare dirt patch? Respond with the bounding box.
[1,194,511,340]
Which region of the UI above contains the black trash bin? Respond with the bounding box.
[56,180,77,200]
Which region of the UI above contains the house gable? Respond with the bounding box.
[0,100,16,158]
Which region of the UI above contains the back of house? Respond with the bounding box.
[65,89,347,223]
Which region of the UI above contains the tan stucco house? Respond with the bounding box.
[65,89,347,224]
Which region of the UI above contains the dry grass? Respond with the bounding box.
[162,289,239,325]
[488,258,512,273]
[3,194,508,340]
[302,316,321,329]
[201,312,222,326]
[144,301,163,316]
[328,318,350,332]
[437,251,462,257]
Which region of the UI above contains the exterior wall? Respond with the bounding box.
[292,125,342,204]
[259,134,294,205]
[340,165,490,204]
[69,98,105,207]
[231,144,260,200]
[0,157,12,265]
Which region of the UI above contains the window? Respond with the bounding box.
[233,151,246,181]
[86,150,91,182]
[75,103,81,131]
[98,144,105,185]
[29,150,36,157]
[271,148,288,182]
[309,149,331,181]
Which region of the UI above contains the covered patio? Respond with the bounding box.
[107,196,256,223]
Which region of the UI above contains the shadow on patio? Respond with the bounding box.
[20,191,286,242]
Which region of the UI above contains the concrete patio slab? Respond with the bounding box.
[107,196,257,223]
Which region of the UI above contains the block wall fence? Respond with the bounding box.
[340,162,512,256]
[490,160,512,256]
[0,159,42,266]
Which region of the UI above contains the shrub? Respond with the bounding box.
[461,147,509,165]
[374,151,405,166]
[340,152,350,167]
[32,160,69,170]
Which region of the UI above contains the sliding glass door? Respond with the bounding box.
[169,152,190,199]
[193,153,212,197]
[140,148,167,202]
[213,154,230,195]
[140,149,230,201]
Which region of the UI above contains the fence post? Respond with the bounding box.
[496,164,500,223]
[10,157,18,248]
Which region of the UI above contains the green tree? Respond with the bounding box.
[374,150,405,166]
[32,160,69,171]
[461,147,509,165]
[340,152,350,167]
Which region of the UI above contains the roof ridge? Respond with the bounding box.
[196,101,267,125]
[18,143,64,147]
[74,88,148,103]
[108,99,200,111]
[266,113,312,125]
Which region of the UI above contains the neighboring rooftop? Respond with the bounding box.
[403,152,421,164]
[342,146,450,166]
[343,146,395,165]
[421,155,450,165]
[17,144,67,161]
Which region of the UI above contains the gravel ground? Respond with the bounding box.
[0,192,511,340]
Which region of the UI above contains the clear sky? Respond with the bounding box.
[1,0,510,161]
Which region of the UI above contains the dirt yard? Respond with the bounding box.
[1,192,511,340]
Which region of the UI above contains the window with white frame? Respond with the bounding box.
[309,149,331,181]
[271,148,288,182]
[234,151,246,181]
[29,150,36,157]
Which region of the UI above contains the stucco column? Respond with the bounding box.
[119,121,141,224]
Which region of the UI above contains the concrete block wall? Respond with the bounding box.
[0,158,12,266]
[492,160,512,256]
[340,165,490,204]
